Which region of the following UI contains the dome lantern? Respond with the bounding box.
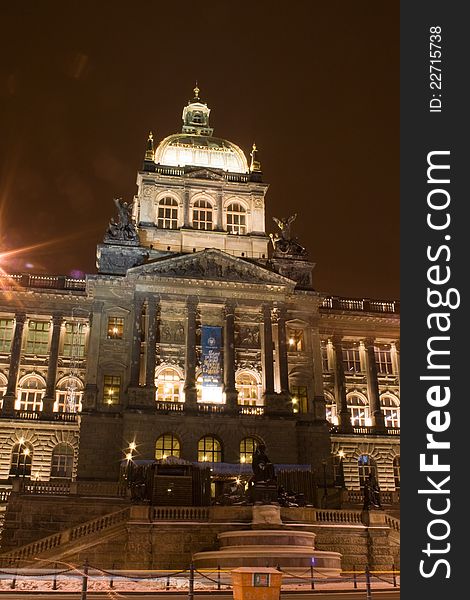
[182,83,214,136]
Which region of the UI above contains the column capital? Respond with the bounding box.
[52,313,64,327]
[14,312,27,324]
[363,337,376,349]
[223,299,237,317]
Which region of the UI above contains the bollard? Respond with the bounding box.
[81,559,89,600]
[217,564,221,590]
[310,563,315,590]
[365,565,372,600]
[52,562,58,590]
[10,564,17,590]
[188,561,194,600]
[353,565,357,589]
[392,563,397,587]
[166,574,171,591]
[110,562,115,589]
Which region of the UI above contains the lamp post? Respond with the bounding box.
[22,447,30,481]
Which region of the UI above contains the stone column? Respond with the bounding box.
[145,295,158,389]
[42,314,63,414]
[216,190,223,230]
[332,336,352,432]
[262,304,275,397]
[310,327,327,420]
[276,305,289,395]
[184,296,198,409]
[130,294,146,387]
[365,338,386,431]
[223,301,238,410]
[1,313,26,415]
[83,302,103,411]
[183,188,191,228]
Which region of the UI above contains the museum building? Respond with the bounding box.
[0,89,400,560]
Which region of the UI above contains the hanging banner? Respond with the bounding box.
[201,326,222,388]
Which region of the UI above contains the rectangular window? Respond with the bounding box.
[342,347,361,373]
[287,329,304,352]
[321,341,329,371]
[107,317,124,339]
[375,346,394,374]
[25,320,50,355]
[63,322,87,357]
[0,319,14,352]
[103,375,121,405]
[291,385,308,414]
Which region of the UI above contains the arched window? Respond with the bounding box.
[157,197,178,229]
[358,454,377,488]
[50,443,74,479]
[156,434,181,460]
[198,436,222,463]
[347,394,369,426]
[381,394,400,428]
[236,372,260,405]
[240,437,258,464]
[55,377,83,413]
[226,202,246,235]
[156,368,183,403]
[17,376,45,412]
[10,442,33,477]
[192,199,213,230]
[393,456,400,489]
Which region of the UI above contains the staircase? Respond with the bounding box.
[0,507,130,566]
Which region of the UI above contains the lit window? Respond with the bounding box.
[325,394,337,424]
[393,456,400,489]
[51,443,74,479]
[17,377,45,412]
[10,442,33,477]
[375,345,394,374]
[0,319,14,352]
[156,368,182,403]
[103,375,121,405]
[236,372,259,405]
[198,435,222,462]
[192,199,213,230]
[107,317,124,339]
[347,394,369,426]
[321,341,329,372]
[288,329,304,352]
[342,346,362,373]
[240,437,258,464]
[55,377,83,413]
[380,394,400,428]
[155,434,181,460]
[291,385,308,413]
[157,197,178,229]
[63,322,87,357]
[25,320,50,355]
[358,454,377,488]
[226,202,246,234]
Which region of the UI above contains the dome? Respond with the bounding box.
[154,133,249,173]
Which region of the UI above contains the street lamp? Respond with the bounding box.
[22,447,30,480]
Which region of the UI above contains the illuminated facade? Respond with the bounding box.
[0,88,400,526]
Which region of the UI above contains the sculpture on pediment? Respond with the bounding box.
[270,214,307,258]
[105,198,139,243]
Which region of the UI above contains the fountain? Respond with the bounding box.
[193,446,342,576]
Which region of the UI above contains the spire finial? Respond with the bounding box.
[250,142,261,172]
[193,81,200,100]
[145,130,155,161]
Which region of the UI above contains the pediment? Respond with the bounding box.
[184,167,225,181]
[128,249,294,286]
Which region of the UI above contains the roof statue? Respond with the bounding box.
[270,214,308,258]
[104,197,140,244]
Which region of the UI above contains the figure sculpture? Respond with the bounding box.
[105,197,139,242]
[270,214,307,258]
[252,444,276,483]
[363,473,382,510]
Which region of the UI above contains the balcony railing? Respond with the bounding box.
[0,273,86,292]
[0,411,79,423]
[329,424,400,436]
[320,296,399,314]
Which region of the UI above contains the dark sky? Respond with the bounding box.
[1,1,399,299]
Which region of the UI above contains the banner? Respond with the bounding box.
[201,326,222,388]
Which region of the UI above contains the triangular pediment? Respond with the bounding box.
[127,249,295,286]
[184,167,225,181]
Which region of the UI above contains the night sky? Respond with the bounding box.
[1,1,399,299]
